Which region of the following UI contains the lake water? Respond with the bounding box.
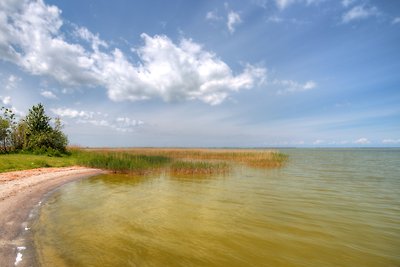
[31,149,400,266]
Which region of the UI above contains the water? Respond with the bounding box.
[31,149,400,266]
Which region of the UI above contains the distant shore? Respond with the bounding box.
[0,166,105,267]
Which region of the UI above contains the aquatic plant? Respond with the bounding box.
[87,148,288,168]
[76,151,170,173]
[170,160,230,175]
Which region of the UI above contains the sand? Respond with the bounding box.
[0,166,105,267]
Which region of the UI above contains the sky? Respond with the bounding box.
[0,0,399,147]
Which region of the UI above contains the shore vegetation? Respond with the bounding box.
[1,148,287,175]
[0,104,67,155]
[1,104,287,174]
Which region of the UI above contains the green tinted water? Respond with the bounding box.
[32,149,400,266]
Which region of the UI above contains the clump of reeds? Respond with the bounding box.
[76,151,170,174]
[169,160,230,175]
[90,148,288,169]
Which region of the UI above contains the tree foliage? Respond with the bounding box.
[25,103,51,133]
[0,107,16,153]
[0,104,68,154]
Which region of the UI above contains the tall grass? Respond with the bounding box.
[170,161,230,175]
[0,148,288,174]
[87,148,288,168]
[75,151,170,173]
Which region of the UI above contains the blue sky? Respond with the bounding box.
[0,0,399,147]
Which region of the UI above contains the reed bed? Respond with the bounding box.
[75,151,170,173]
[86,148,288,168]
[170,161,230,175]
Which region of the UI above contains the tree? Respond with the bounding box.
[11,120,28,150]
[24,104,68,153]
[0,117,10,152]
[0,107,16,153]
[25,103,51,135]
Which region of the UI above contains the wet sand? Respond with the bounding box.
[0,166,105,267]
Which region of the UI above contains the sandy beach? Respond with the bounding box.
[0,166,105,267]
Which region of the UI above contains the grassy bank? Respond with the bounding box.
[0,148,288,174]
[0,153,77,173]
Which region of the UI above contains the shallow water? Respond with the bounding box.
[32,149,400,266]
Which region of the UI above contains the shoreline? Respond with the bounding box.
[0,166,105,267]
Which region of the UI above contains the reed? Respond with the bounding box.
[170,160,230,175]
[75,151,170,173]
[0,148,288,174]
[87,148,288,168]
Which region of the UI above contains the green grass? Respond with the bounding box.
[0,153,77,173]
[75,151,171,174]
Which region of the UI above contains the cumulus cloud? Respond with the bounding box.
[354,137,370,144]
[342,5,379,23]
[102,34,266,105]
[227,11,242,33]
[40,90,58,99]
[274,79,316,94]
[51,108,143,132]
[0,0,265,105]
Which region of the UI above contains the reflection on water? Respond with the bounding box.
[32,149,400,267]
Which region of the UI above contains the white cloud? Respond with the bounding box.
[205,11,221,21]
[51,108,93,119]
[274,79,317,94]
[0,0,265,105]
[102,34,266,105]
[341,0,356,7]
[392,17,400,25]
[73,26,108,50]
[276,0,297,10]
[342,5,379,23]
[354,137,370,144]
[52,108,143,133]
[275,0,324,9]
[382,139,400,144]
[40,90,57,99]
[0,95,11,105]
[0,95,24,116]
[227,11,242,34]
